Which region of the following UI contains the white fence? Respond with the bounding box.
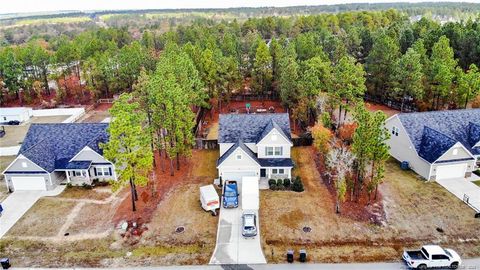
[31,108,85,123]
[0,146,21,156]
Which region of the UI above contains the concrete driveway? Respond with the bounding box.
[0,185,65,238]
[209,188,266,264]
[436,177,480,211]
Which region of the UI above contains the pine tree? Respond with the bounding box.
[252,40,273,95]
[101,93,153,212]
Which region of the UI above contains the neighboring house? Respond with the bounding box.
[385,109,480,181]
[2,123,117,191]
[217,113,294,182]
[0,107,32,123]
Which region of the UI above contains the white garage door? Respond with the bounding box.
[222,171,256,181]
[11,176,46,191]
[436,163,467,180]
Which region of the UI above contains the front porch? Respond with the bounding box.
[59,163,116,186]
[66,169,93,186]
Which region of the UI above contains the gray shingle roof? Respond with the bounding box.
[398,109,480,163]
[218,113,291,143]
[17,123,109,172]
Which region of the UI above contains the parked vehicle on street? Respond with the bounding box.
[241,211,257,237]
[0,126,5,138]
[199,185,219,214]
[223,180,238,208]
[7,120,20,125]
[402,245,461,269]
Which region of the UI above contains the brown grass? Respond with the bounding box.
[139,175,218,264]
[7,198,77,237]
[261,147,480,263]
[190,149,219,179]
[58,186,112,201]
[1,149,221,266]
[67,203,116,234]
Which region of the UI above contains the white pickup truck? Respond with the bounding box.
[402,245,461,269]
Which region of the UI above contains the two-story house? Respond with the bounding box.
[216,113,294,182]
[2,123,117,191]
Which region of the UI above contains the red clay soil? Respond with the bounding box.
[94,103,112,112]
[365,102,399,117]
[112,150,195,227]
[313,149,385,224]
[2,89,93,108]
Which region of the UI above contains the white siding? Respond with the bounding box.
[219,143,235,157]
[217,147,260,178]
[385,115,431,179]
[71,147,109,163]
[436,143,473,162]
[257,128,291,159]
[4,155,46,173]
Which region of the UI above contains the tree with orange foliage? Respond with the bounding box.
[338,122,357,144]
[311,121,333,156]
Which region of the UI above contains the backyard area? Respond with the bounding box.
[0,149,219,267]
[77,103,112,123]
[260,146,480,263]
[200,99,288,140]
[0,115,70,147]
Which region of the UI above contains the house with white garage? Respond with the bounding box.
[0,107,32,124]
[217,113,294,182]
[2,123,117,191]
[385,109,480,181]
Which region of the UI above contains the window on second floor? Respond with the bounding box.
[265,146,283,156]
[391,126,399,136]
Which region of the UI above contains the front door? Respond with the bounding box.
[260,169,266,178]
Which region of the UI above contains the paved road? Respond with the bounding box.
[0,185,65,238]
[209,182,266,264]
[437,177,480,211]
[10,258,480,269]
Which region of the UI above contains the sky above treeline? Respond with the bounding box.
[0,0,477,14]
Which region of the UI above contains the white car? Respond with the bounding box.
[402,245,461,269]
[241,211,257,238]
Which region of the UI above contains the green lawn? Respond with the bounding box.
[473,180,480,187]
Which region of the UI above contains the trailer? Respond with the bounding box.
[200,185,220,214]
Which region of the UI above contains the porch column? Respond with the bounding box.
[85,169,91,184]
[66,171,71,183]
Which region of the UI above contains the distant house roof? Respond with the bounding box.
[15,123,109,172]
[218,113,291,144]
[217,140,293,168]
[397,109,480,163]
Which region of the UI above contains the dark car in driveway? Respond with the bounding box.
[223,180,239,208]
